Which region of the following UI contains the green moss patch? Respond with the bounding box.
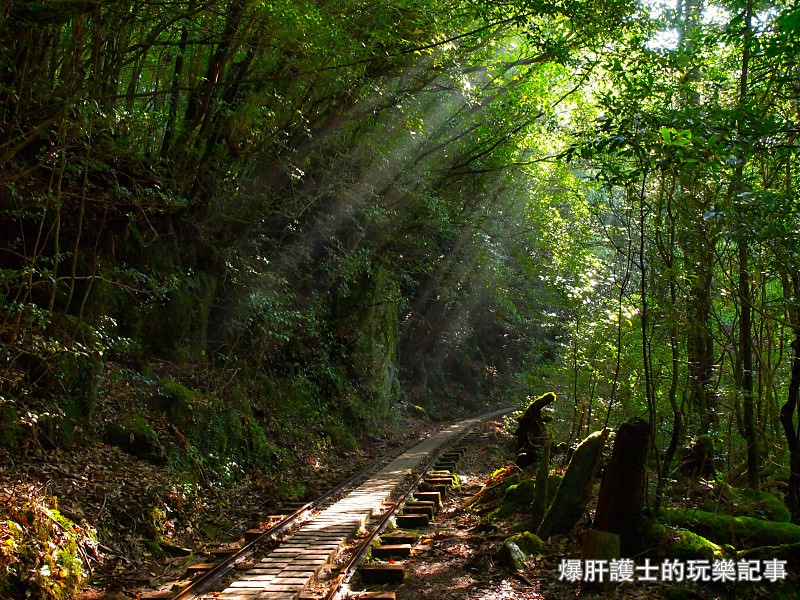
[658,508,800,549]
[490,477,535,519]
[0,485,95,599]
[323,425,359,452]
[506,531,544,555]
[105,414,163,463]
[648,523,729,561]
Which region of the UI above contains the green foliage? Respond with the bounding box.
[1,0,797,556]
[150,379,294,482]
[0,402,20,450]
[492,478,536,519]
[739,490,792,524]
[699,482,792,523]
[150,379,196,427]
[0,487,95,599]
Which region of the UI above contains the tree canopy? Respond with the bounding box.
[2,0,800,520]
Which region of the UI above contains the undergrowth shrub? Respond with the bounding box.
[0,485,97,599]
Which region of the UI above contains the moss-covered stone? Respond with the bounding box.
[507,531,544,554]
[538,429,607,537]
[323,424,359,452]
[106,414,163,463]
[697,482,791,524]
[737,541,800,571]
[498,532,544,570]
[505,478,536,504]
[149,378,196,428]
[490,478,535,518]
[739,489,791,523]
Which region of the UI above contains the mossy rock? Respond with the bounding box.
[659,508,800,549]
[497,531,544,570]
[504,479,536,505]
[699,482,791,523]
[106,415,163,463]
[538,429,607,537]
[506,531,544,555]
[648,523,729,561]
[491,478,536,518]
[323,424,359,452]
[149,378,196,427]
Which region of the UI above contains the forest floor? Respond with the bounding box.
[3,414,793,600]
[383,418,677,600]
[376,418,788,600]
[0,416,435,600]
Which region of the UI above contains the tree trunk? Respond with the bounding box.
[780,332,800,522]
[538,429,607,537]
[593,417,650,556]
[731,0,758,490]
[528,444,551,531]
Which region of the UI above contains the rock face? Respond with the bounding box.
[353,267,402,408]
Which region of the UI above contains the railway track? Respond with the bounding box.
[139,408,510,600]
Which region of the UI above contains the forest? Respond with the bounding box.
[1,0,800,597]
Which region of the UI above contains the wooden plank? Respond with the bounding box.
[394,513,429,528]
[412,491,442,508]
[371,543,412,559]
[358,563,405,584]
[380,531,417,544]
[244,528,266,542]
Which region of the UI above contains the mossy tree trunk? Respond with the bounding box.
[515,391,556,467]
[780,329,800,523]
[538,429,607,538]
[593,417,650,555]
[528,444,551,531]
